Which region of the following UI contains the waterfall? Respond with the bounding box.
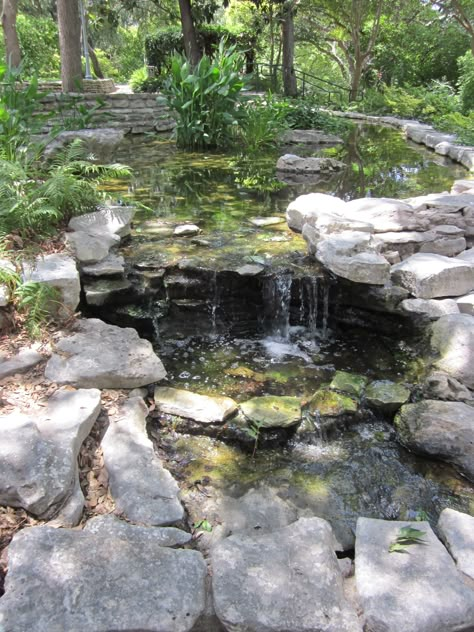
[209,270,220,333]
[299,276,330,340]
[263,273,293,340]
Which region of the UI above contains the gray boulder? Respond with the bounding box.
[391,253,474,298]
[83,277,132,306]
[451,179,474,195]
[22,253,80,319]
[431,314,474,389]
[343,197,427,233]
[154,386,238,423]
[69,206,134,239]
[102,397,184,526]
[281,129,343,145]
[0,387,100,519]
[84,514,191,546]
[45,318,166,388]
[276,153,346,173]
[43,128,125,162]
[0,524,206,632]
[365,380,410,414]
[81,253,125,276]
[438,508,474,581]
[395,400,474,481]
[65,229,120,265]
[400,298,459,319]
[212,517,361,632]
[286,192,347,232]
[355,517,474,632]
[422,371,472,402]
[0,348,43,380]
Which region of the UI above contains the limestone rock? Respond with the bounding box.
[249,216,284,227]
[343,197,427,233]
[281,129,343,145]
[43,128,125,162]
[355,517,474,632]
[276,153,346,173]
[286,192,347,232]
[457,247,474,264]
[391,253,474,298]
[419,236,467,257]
[235,264,265,276]
[422,371,473,402]
[83,277,132,306]
[0,388,101,518]
[365,380,410,414]
[456,293,474,315]
[438,508,474,581]
[81,253,125,276]
[69,206,134,238]
[45,318,167,389]
[329,371,367,397]
[395,400,474,481]
[0,524,206,632]
[22,253,80,319]
[65,229,120,264]
[241,395,301,428]
[400,298,459,319]
[212,517,361,632]
[174,224,200,236]
[84,514,191,547]
[154,386,238,423]
[431,314,474,388]
[0,348,43,380]
[102,397,184,526]
[309,389,358,417]
[451,179,474,195]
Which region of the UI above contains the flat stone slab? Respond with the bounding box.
[281,129,343,145]
[65,229,120,264]
[69,206,134,238]
[81,253,125,276]
[84,514,191,547]
[235,263,265,276]
[83,277,132,306]
[391,253,474,298]
[431,314,474,389]
[329,371,367,397]
[343,197,427,233]
[241,395,301,428]
[102,397,184,526]
[45,318,167,388]
[213,517,361,632]
[438,508,474,581]
[309,388,358,417]
[154,386,238,423]
[0,524,206,632]
[22,253,80,318]
[401,298,460,319]
[365,380,410,413]
[355,517,474,632]
[395,400,474,481]
[0,348,43,380]
[0,387,101,519]
[456,293,474,315]
[286,192,347,232]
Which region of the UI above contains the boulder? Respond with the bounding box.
[22,253,80,319]
[438,508,474,581]
[81,253,125,276]
[212,517,361,632]
[431,314,474,388]
[0,388,100,519]
[309,389,358,417]
[343,197,428,232]
[45,318,167,389]
[355,517,474,632]
[43,128,125,162]
[406,192,474,213]
[329,371,367,397]
[451,179,474,195]
[0,524,206,632]
[456,293,474,315]
[422,371,472,402]
[0,348,43,380]
[84,514,191,547]
[154,386,238,423]
[365,380,410,414]
[457,247,474,264]
[373,230,435,259]
[419,236,467,257]
[391,253,474,298]
[102,397,184,526]
[281,129,343,145]
[83,277,132,306]
[65,229,120,265]
[174,224,200,237]
[286,192,347,232]
[69,206,134,239]
[241,395,301,428]
[276,154,346,173]
[395,400,474,481]
[400,298,459,319]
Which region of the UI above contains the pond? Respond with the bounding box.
[100,123,474,548]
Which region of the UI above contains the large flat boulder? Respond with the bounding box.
[281,129,343,145]
[43,128,125,162]
[395,400,474,481]
[84,514,191,547]
[241,395,301,428]
[355,517,474,632]
[343,198,428,232]
[431,314,474,388]
[65,229,120,265]
[212,517,361,632]
[154,386,237,423]
[102,397,184,526]
[438,508,474,581]
[45,318,166,388]
[0,388,101,519]
[400,298,459,319]
[0,524,206,632]
[391,253,474,298]
[286,193,347,232]
[69,206,134,239]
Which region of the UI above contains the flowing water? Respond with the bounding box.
[101,123,474,544]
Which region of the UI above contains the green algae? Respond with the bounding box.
[241,396,302,428]
[329,371,367,398]
[309,389,358,417]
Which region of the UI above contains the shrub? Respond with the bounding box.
[238,95,288,152]
[436,111,474,146]
[275,98,352,134]
[129,67,162,93]
[458,51,474,114]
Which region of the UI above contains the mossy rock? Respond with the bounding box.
[240,396,301,428]
[329,371,368,398]
[309,389,358,417]
[366,380,410,414]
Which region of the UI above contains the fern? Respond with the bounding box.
[15,281,60,338]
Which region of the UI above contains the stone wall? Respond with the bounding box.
[37,79,116,94]
[38,92,175,135]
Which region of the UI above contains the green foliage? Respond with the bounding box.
[15,281,60,338]
[238,95,288,152]
[458,51,474,114]
[129,67,162,93]
[193,518,212,532]
[55,95,109,131]
[162,41,246,150]
[16,14,60,79]
[243,418,264,457]
[275,98,351,134]
[436,112,474,146]
[388,526,427,554]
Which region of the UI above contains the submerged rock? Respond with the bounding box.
[212,517,361,632]
[395,400,474,481]
[154,386,238,423]
[0,524,206,632]
[309,389,358,417]
[438,508,474,581]
[45,318,167,389]
[241,395,301,428]
[277,153,346,173]
[330,370,367,397]
[355,517,474,632]
[365,380,410,414]
[431,314,474,389]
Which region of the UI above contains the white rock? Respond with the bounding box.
[69,206,134,238]
[438,508,474,581]
[276,153,345,173]
[431,313,474,388]
[0,348,43,379]
[154,386,238,423]
[286,193,346,232]
[456,247,474,264]
[81,253,125,276]
[343,197,427,232]
[456,292,474,315]
[401,298,459,319]
[174,224,200,236]
[65,230,120,264]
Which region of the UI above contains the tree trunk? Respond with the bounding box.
[1,0,21,69]
[178,0,201,67]
[349,60,363,102]
[88,42,104,79]
[282,3,297,97]
[57,0,83,92]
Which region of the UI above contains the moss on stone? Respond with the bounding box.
[309,389,358,417]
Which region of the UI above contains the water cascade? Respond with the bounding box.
[262,273,293,339]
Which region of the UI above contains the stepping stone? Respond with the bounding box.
[355,517,474,632]
[154,386,238,423]
[365,380,410,414]
[84,514,191,547]
[400,298,459,319]
[83,277,132,306]
[212,517,361,632]
[241,395,301,428]
[102,397,184,526]
[438,508,474,581]
[395,400,474,481]
[81,253,125,276]
[0,348,43,380]
[431,314,474,389]
[329,370,367,397]
[277,154,346,173]
[45,318,166,389]
[391,253,474,298]
[0,388,101,520]
[69,206,134,238]
[0,523,206,632]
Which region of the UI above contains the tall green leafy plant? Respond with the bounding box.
[163,40,246,150]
